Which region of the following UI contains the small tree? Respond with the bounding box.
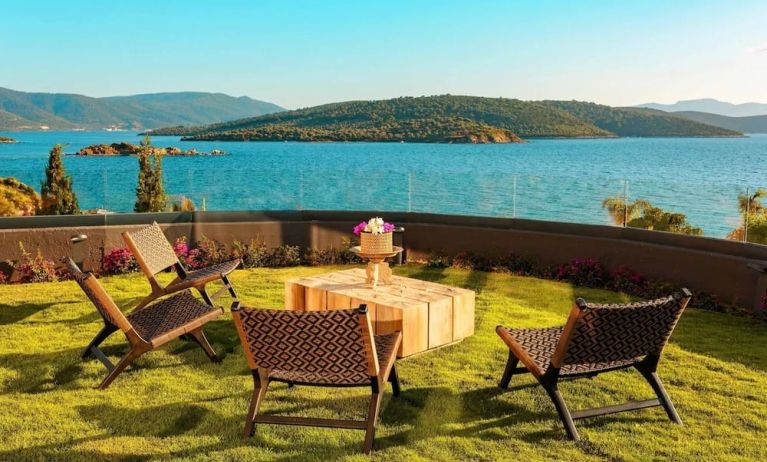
[134,135,167,213]
[40,144,79,215]
[602,196,650,226]
[728,188,767,243]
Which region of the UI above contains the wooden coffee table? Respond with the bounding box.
[284,268,475,357]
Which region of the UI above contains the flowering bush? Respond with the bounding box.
[172,237,189,259]
[16,243,58,283]
[0,270,7,284]
[102,247,139,275]
[610,266,648,294]
[555,258,607,288]
[185,236,227,270]
[353,217,396,236]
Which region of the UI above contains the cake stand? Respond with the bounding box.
[350,246,404,288]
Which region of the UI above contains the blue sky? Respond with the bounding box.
[1,0,765,108]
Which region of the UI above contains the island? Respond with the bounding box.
[146,95,743,143]
[0,136,17,143]
[0,177,39,216]
[74,142,225,156]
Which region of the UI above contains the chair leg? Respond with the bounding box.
[82,324,117,360]
[363,389,384,454]
[388,365,401,397]
[542,383,580,441]
[500,351,519,389]
[188,328,220,363]
[97,349,142,390]
[640,370,682,424]
[197,286,213,305]
[244,370,269,438]
[222,274,238,299]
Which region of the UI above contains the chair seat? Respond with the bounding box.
[127,291,222,343]
[269,333,401,386]
[501,326,639,376]
[166,259,241,291]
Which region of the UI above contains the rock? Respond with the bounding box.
[0,137,17,144]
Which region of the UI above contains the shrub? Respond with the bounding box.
[230,239,269,268]
[301,244,362,266]
[555,258,607,288]
[16,243,58,283]
[0,271,7,284]
[262,245,301,267]
[185,236,227,270]
[425,253,451,268]
[102,247,139,275]
[498,254,536,276]
[610,266,648,294]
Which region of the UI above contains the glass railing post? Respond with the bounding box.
[408,172,413,213]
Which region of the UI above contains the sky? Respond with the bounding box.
[1,0,766,109]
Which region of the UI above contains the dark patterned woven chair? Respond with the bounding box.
[122,222,240,309]
[231,303,402,454]
[496,289,691,440]
[65,258,223,389]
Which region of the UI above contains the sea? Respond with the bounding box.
[1,131,766,238]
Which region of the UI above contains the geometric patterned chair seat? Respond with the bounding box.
[499,327,639,377]
[231,303,402,454]
[164,260,243,292]
[268,333,400,386]
[496,289,692,441]
[127,290,222,346]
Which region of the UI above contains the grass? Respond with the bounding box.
[0,264,765,461]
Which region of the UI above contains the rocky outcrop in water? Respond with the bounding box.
[0,136,17,143]
[74,143,225,156]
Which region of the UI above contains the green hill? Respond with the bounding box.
[672,111,767,134]
[541,101,742,137]
[148,95,741,142]
[0,87,284,130]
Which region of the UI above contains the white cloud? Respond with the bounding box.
[746,43,767,54]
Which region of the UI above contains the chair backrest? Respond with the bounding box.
[552,289,691,368]
[231,304,379,379]
[122,222,180,277]
[65,258,133,334]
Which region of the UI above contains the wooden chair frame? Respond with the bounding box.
[232,303,402,454]
[65,258,223,389]
[122,222,240,309]
[496,289,691,441]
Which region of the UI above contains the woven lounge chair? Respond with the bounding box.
[122,222,240,309]
[65,259,223,389]
[231,303,402,454]
[496,289,691,440]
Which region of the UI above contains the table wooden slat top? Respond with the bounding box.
[285,268,475,357]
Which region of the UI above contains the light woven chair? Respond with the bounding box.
[65,259,223,389]
[231,303,402,454]
[122,222,240,309]
[496,289,691,440]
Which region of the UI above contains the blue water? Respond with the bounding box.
[1,131,766,238]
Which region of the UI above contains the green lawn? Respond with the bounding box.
[0,265,765,461]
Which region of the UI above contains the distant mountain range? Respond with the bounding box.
[146,95,741,143]
[671,112,767,134]
[638,98,767,118]
[635,98,767,133]
[0,87,284,130]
